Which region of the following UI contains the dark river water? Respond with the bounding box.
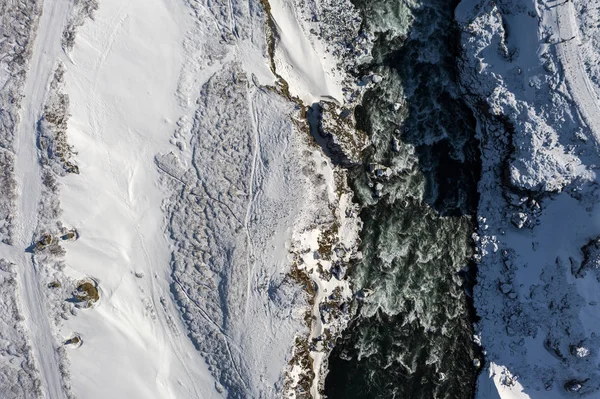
[324,1,483,398]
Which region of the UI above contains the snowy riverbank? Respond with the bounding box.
[458,0,600,397]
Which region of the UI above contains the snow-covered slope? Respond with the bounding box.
[458,0,600,397]
[0,0,366,397]
[267,0,364,104]
[56,0,221,397]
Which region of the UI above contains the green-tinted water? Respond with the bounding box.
[325,1,482,397]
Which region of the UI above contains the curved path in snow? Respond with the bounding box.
[553,0,600,144]
[12,0,73,398]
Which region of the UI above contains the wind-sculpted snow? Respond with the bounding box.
[163,65,320,396]
[458,0,600,396]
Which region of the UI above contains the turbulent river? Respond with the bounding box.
[325,1,483,397]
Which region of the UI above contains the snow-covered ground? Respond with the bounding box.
[268,0,367,105]
[4,0,570,396]
[458,0,600,397]
[0,0,368,397]
[57,0,222,397]
[268,0,343,104]
[3,0,74,397]
[552,0,600,146]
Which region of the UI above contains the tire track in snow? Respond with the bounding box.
[243,86,260,318]
[172,278,249,389]
[135,225,205,399]
[11,0,73,398]
[227,0,237,38]
[552,0,600,144]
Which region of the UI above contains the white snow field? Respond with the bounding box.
[57,0,222,397]
[268,0,344,104]
[0,0,367,397]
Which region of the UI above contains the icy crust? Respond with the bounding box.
[0,259,42,398]
[0,0,42,244]
[457,0,600,397]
